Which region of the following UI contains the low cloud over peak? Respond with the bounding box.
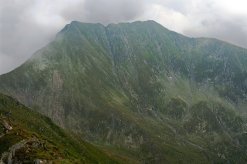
[0,0,247,74]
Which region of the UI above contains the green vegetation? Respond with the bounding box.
[0,93,118,163]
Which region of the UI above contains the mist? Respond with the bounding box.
[0,0,247,74]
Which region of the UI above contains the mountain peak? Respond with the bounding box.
[55,20,167,42]
[105,20,162,27]
[1,19,247,163]
[59,20,162,33]
[57,21,105,37]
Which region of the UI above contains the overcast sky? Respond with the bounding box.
[1,0,247,75]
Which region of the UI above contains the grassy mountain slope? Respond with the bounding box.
[0,93,118,163]
[0,20,247,163]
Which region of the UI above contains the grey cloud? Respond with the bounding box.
[183,12,247,48]
[0,0,59,74]
[208,18,247,48]
[62,0,147,24]
[0,0,247,75]
[0,0,148,74]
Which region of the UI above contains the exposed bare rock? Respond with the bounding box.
[2,120,12,131]
[0,139,49,164]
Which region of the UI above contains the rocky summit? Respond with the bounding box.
[0,20,247,163]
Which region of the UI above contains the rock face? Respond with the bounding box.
[0,20,247,163]
[1,139,45,164]
[2,120,12,131]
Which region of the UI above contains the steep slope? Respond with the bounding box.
[0,20,247,163]
[0,93,118,163]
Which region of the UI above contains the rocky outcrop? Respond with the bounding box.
[0,120,12,138]
[0,139,49,164]
[34,159,52,164]
[2,120,12,131]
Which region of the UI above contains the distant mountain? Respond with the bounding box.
[0,20,247,163]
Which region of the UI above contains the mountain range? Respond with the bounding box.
[0,20,247,163]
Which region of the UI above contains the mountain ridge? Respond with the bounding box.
[0,20,247,163]
[58,20,247,50]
